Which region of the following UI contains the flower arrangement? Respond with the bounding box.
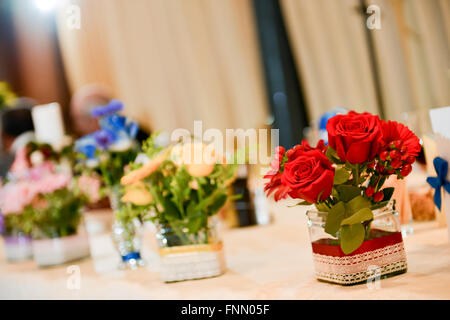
[265,111,421,254]
[0,147,86,239]
[0,81,16,111]
[74,100,140,191]
[119,134,237,246]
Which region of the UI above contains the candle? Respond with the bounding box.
[31,102,65,146]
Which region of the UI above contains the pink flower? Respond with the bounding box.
[9,148,30,180]
[34,173,71,195]
[29,162,55,181]
[78,175,101,203]
[0,181,36,215]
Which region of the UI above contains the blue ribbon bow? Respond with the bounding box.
[427,157,450,210]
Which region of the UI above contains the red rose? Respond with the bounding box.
[380,120,421,161]
[286,140,326,160]
[281,149,335,203]
[264,140,327,201]
[327,111,382,164]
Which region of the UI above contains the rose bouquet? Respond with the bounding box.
[0,147,88,264]
[265,111,420,284]
[119,133,237,281]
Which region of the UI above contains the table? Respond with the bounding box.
[1,200,450,299]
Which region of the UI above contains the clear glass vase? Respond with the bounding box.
[109,186,144,269]
[31,224,90,267]
[155,217,225,282]
[2,229,33,262]
[306,200,407,285]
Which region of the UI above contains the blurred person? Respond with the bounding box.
[0,98,36,178]
[70,83,111,136]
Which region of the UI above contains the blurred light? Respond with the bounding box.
[34,0,58,12]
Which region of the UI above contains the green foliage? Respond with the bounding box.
[335,185,361,202]
[340,223,366,255]
[324,201,346,236]
[26,187,87,239]
[326,147,343,164]
[142,131,164,159]
[0,81,16,110]
[122,135,238,246]
[333,167,350,185]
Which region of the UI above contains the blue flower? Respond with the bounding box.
[75,134,98,158]
[91,99,124,118]
[79,144,97,159]
[94,129,116,149]
[100,114,127,132]
[127,121,139,139]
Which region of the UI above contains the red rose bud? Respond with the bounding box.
[391,159,402,169]
[389,150,401,160]
[376,164,385,173]
[365,186,375,197]
[393,140,403,149]
[405,155,415,164]
[380,151,389,161]
[367,161,375,169]
[374,191,384,202]
[400,144,408,154]
[400,164,412,177]
[387,169,395,174]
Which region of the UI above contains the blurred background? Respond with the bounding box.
[0,0,449,147]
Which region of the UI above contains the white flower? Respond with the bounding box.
[30,151,44,166]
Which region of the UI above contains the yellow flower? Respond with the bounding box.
[171,142,218,177]
[121,150,167,185]
[121,181,152,205]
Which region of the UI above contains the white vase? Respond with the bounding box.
[32,232,90,267]
[3,235,33,262]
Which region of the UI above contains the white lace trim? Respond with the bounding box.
[160,248,226,282]
[315,260,407,285]
[312,242,407,284]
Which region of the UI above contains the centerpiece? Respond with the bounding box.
[120,134,237,282]
[0,144,89,266]
[264,111,420,285]
[74,100,141,268]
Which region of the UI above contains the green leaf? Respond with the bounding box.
[381,187,395,201]
[326,147,344,164]
[340,223,365,254]
[344,195,371,214]
[208,193,228,214]
[336,185,361,202]
[333,167,350,185]
[315,202,330,212]
[288,200,313,207]
[162,197,181,221]
[186,214,205,234]
[370,200,389,210]
[340,208,373,226]
[324,201,346,236]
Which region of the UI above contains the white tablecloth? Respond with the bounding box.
[1,201,450,299]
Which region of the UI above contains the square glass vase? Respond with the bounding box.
[156,218,226,282]
[3,233,33,262]
[306,201,407,285]
[32,230,90,267]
